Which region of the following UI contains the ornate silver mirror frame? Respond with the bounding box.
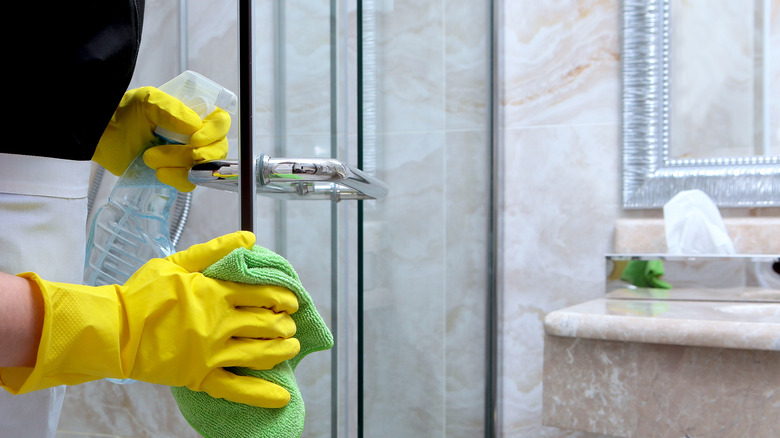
[621,0,780,209]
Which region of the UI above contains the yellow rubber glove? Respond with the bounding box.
[143,108,231,192]
[92,86,231,192]
[0,232,300,408]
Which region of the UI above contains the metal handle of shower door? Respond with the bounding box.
[189,154,388,201]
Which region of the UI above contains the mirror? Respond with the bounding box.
[621,0,780,208]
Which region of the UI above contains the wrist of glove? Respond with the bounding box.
[0,232,300,408]
[92,86,231,192]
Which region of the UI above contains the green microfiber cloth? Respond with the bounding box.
[171,245,334,438]
[620,260,672,289]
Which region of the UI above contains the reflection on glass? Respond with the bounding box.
[670,0,779,159]
[606,254,780,303]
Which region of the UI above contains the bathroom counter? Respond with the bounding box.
[543,289,780,352]
[541,291,780,437]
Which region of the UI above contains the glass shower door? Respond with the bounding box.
[267,0,495,437]
[254,0,496,437]
[54,0,493,436]
[252,1,360,437]
[357,0,494,436]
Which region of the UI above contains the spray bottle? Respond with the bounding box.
[83,72,236,384]
[83,71,237,287]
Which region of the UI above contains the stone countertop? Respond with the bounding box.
[543,292,780,351]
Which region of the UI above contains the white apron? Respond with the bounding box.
[0,153,91,438]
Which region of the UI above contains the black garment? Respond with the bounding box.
[4,1,145,161]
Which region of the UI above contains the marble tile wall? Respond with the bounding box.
[498,1,623,435]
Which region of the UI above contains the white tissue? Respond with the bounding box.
[663,189,736,255]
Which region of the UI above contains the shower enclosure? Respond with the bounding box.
[60,0,495,436]
[256,2,495,435]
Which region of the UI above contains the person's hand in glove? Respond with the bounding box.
[0,231,300,408]
[91,86,231,192]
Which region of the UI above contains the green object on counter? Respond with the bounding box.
[620,260,672,289]
[171,245,334,438]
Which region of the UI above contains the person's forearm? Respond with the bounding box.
[0,271,44,367]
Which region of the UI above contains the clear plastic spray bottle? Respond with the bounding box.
[83,72,236,384]
[83,71,237,287]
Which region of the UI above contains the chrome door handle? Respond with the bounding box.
[189,154,388,201]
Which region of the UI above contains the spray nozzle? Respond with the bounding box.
[153,70,237,144]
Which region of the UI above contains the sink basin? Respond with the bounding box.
[717,303,780,319]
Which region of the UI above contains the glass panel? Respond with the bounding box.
[55,1,359,436]
[360,0,493,436]
[259,1,358,437]
[55,0,492,436]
